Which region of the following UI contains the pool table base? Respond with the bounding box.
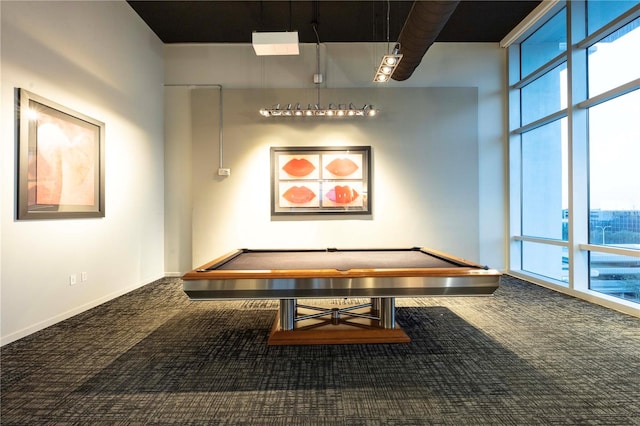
[267,298,411,345]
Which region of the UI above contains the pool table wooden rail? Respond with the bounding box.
[183,247,494,278]
[183,266,498,280]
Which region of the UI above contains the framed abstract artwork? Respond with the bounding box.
[271,146,371,215]
[17,89,105,219]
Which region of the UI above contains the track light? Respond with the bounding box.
[259,103,378,118]
[374,44,403,83]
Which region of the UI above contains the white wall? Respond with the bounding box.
[188,87,478,268]
[1,1,165,344]
[164,43,506,273]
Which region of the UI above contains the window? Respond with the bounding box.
[521,9,567,77]
[522,241,568,282]
[587,0,639,34]
[509,1,640,309]
[521,64,567,125]
[511,7,569,288]
[588,19,640,97]
[590,252,640,302]
[521,118,568,241]
[586,13,640,303]
[588,90,640,248]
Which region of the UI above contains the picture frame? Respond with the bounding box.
[17,89,105,220]
[271,146,371,215]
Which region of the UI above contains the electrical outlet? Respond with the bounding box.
[81,272,88,282]
[69,274,77,286]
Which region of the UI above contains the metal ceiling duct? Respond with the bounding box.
[392,0,460,81]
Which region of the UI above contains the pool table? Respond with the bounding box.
[182,247,501,345]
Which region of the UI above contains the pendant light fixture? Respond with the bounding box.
[373,43,402,83]
[259,103,377,117]
[373,0,403,83]
[258,9,378,119]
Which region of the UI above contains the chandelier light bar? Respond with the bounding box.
[260,103,377,118]
[374,45,403,83]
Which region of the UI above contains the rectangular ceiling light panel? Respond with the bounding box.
[252,32,300,56]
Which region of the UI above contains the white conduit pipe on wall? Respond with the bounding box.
[164,84,226,173]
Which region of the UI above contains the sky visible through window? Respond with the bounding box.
[561,22,640,212]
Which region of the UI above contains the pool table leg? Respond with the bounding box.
[269,296,409,345]
[379,297,396,329]
[371,297,381,313]
[279,299,296,331]
[279,297,395,330]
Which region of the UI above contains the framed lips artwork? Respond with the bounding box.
[270,146,371,215]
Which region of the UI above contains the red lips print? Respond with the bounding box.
[282,186,316,204]
[326,185,359,204]
[325,158,359,177]
[282,158,315,177]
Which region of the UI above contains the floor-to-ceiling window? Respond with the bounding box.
[507,0,639,314]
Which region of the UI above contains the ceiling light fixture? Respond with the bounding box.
[259,103,377,118]
[259,20,378,118]
[373,0,403,83]
[374,44,403,83]
[252,31,299,56]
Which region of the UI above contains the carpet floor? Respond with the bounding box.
[1,275,639,425]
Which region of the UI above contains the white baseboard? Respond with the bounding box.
[1,276,163,347]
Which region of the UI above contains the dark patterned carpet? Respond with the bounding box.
[1,276,639,425]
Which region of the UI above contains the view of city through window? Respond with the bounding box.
[586,18,639,302]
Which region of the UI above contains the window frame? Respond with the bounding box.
[506,0,640,314]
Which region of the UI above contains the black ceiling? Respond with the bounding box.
[127,1,541,44]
